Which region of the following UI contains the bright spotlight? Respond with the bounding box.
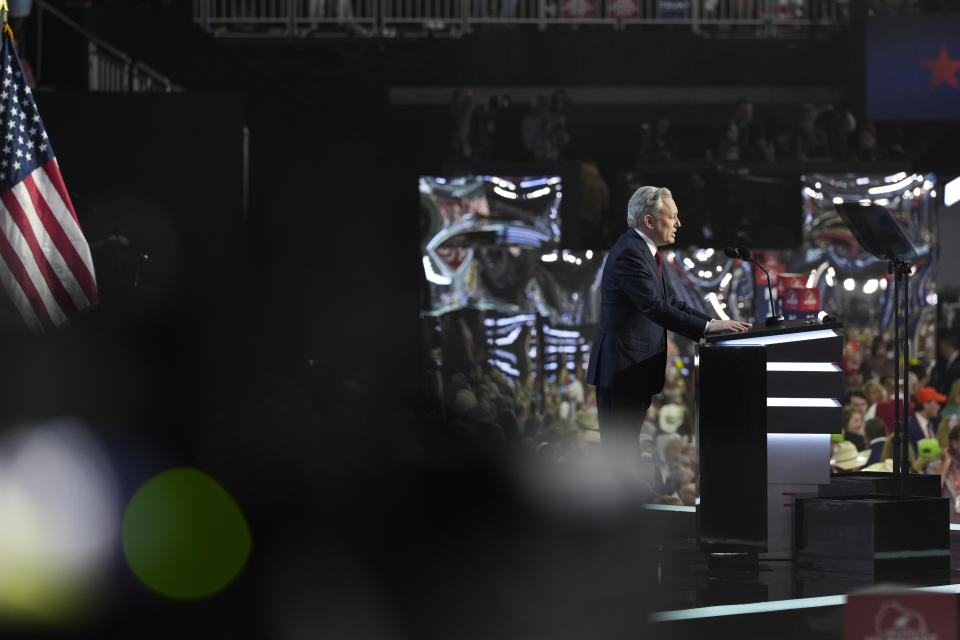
[945,176,960,207]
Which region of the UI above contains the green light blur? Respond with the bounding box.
[121,467,251,599]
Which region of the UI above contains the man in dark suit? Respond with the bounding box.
[863,418,888,467]
[586,186,750,470]
[930,331,960,397]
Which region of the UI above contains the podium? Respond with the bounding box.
[696,319,844,559]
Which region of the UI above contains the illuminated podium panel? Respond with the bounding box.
[697,321,843,556]
[714,327,844,435]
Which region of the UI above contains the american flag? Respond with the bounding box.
[0,33,97,330]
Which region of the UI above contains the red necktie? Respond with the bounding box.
[655,251,662,276]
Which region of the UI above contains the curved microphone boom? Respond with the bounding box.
[723,246,784,326]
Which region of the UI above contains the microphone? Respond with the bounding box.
[723,246,784,327]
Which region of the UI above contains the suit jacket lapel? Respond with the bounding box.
[632,231,666,295]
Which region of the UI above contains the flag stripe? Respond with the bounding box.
[0,197,66,326]
[0,37,98,330]
[1,186,79,318]
[22,171,95,308]
[0,260,40,330]
[44,158,80,226]
[30,163,97,304]
[0,214,52,329]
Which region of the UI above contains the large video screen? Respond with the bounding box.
[418,170,940,505]
[420,175,561,252]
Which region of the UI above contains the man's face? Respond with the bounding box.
[644,196,680,247]
[923,400,941,418]
[850,396,868,415]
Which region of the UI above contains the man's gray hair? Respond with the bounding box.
[627,186,672,229]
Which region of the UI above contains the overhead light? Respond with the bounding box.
[863,279,879,294]
[832,196,844,204]
[868,175,915,195]
[422,256,452,285]
[520,178,550,188]
[843,278,856,291]
[525,187,552,199]
[695,248,715,261]
[945,176,960,206]
[706,292,729,321]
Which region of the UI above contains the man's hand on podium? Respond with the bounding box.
[705,319,752,335]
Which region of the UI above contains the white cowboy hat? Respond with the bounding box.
[659,403,685,434]
[830,440,869,470]
[862,458,893,473]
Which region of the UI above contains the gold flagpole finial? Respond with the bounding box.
[0,1,12,44]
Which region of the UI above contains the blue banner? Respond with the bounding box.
[867,15,960,121]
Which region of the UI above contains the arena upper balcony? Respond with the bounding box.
[192,0,851,38]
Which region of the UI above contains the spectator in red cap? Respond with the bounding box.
[908,387,947,456]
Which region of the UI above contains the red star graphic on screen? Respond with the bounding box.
[923,44,960,89]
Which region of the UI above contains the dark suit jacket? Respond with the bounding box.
[843,430,865,452]
[907,414,939,456]
[865,438,886,467]
[586,229,711,391]
[931,354,960,396]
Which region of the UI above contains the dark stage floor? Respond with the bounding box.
[646,505,960,638]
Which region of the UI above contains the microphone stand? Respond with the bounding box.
[744,258,785,327]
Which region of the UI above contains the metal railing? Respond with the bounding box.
[193,0,848,36]
[36,0,181,92]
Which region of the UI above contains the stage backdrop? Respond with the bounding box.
[867,14,960,121]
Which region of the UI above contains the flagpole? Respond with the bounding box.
[0,0,9,43]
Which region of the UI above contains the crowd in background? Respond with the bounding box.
[434,326,699,505]
[432,324,960,510]
[450,90,905,169]
[829,328,960,519]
